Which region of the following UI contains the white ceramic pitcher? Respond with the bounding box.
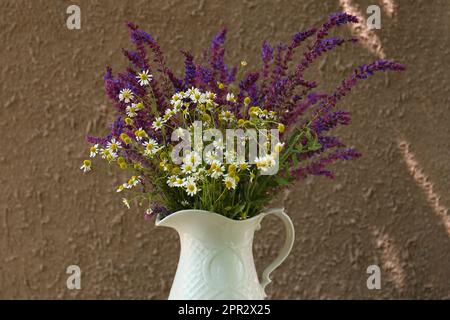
[156,208,295,300]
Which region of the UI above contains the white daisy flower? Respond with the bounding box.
[184,179,199,197]
[134,102,144,110]
[205,91,216,102]
[181,163,196,174]
[223,175,237,190]
[126,176,140,188]
[220,110,234,122]
[183,151,201,167]
[126,104,138,117]
[164,108,175,120]
[136,70,152,86]
[170,92,184,106]
[89,144,99,158]
[134,127,148,141]
[205,151,219,165]
[254,155,276,172]
[80,160,91,173]
[189,88,203,103]
[106,138,122,153]
[167,175,178,187]
[152,117,165,130]
[226,92,236,103]
[119,88,134,103]
[174,177,184,187]
[209,162,224,179]
[172,101,183,112]
[100,148,118,162]
[143,139,159,157]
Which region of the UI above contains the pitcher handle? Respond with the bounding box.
[259,208,295,296]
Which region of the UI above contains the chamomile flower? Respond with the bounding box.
[80,160,91,173]
[122,198,130,209]
[134,102,144,111]
[226,92,236,103]
[254,155,276,172]
[205,91,216,102]
[170,92,184,106]
[223,175,237,190]
[116,184,125,193]
[174,177,184,187]
[89,144,99,158]
[167,175,178,187]
[172,102,182,112]
[119,88,134,103]
[164,108,175,120]
[127,176,140,188]
[134,128,148,141]
[188,88,202,102]
[220,110,234,122]
[136,70,152,86]
[209,162,224,179]
[205,151,220,165]
[181,163,196,174]
[106,138,122,153]
[268,111,277,119]
[183,151,201,167]
[152,117,165,130]
[143,139,159,157]
[126,104,138,117]
[184,179,199,197]
[100,148,117,162]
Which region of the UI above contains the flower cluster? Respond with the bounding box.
[82,13,404,220]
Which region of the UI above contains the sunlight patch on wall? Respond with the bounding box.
[379,0,396,18]
[371,226,405,290]
[339,0,386,58]
[397,139,450,237]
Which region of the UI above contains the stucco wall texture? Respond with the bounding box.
[0,0,449,299]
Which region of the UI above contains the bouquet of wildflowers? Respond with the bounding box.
[81,13,404,220]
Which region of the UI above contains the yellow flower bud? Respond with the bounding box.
[83,160,91,166]
[125,117,133,125]
[201,113,211,122]
[172,166,181,175]
[228,164,237,174]
[217,82,225,89]
[237,119,245,127]
[117,156,125,164]
[249,106,260,117]
[278,123,285,133]
[244,97,251,105]
[120,133,129,142]
[133,163,142,170]
[119,162,127,169]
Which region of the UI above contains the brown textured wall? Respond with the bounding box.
[0,0,449,299]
